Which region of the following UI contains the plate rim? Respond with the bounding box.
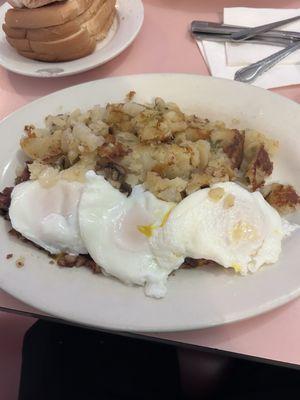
[1,72,300,124]
[1,73,300,333]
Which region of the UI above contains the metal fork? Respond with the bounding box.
[231,15,300,41]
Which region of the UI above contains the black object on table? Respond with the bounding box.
[18,320,182,400]
[18,320,300,400]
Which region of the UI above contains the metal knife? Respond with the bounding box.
[192,32,296,47]
[191,21,300,41]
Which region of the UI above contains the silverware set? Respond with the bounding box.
[191,16,300,83]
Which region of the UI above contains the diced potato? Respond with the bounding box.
[21,130,62,161]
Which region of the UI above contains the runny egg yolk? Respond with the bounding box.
[231,263,242,273]
[137,224,155,238]
[160,208,173,227]
[137,208,174,238]
[231,221,258,243]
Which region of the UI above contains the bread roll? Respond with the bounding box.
[7,0,25,7]
[5,0,93,29]
[3,0,107,42]
[96,8,115,42]
[81,0,116,40]
[7,28,92,54]
[2,23,26,39]
[8,0,65,9]
[4,0,116,62]
[18,40,95,61]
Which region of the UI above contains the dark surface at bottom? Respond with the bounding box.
[18,320,300,400]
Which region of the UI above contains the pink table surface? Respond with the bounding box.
[1,0,300,366]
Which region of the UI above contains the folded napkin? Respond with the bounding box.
[196,7,300,89]
[225,8,300,66]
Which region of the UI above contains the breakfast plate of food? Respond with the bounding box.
[0,74,299,332]
[0,0,144,77]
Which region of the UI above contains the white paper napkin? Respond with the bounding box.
[225,8,300,66]
[196,7,300,89]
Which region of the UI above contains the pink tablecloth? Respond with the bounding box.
[1,0,300,365]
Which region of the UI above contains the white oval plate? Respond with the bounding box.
[0,74,300,332]
[0,0,144,78]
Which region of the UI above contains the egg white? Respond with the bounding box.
[9,173,298,298]
[9,180,86,255]
[150,182,295,275]
[78,171,175,298]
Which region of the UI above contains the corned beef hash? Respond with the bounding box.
[1,95,299,298]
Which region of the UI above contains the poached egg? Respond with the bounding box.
[9,180,86,255]
[8,173,297,298]
[150,182,296,275]
[78,172,175,298]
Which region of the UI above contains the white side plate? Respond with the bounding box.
[0,0,144,78]
[0,74,299,332]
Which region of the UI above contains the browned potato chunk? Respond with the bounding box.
[20,130,62,162]
[265,184,300,215]
[144,172,187,202]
